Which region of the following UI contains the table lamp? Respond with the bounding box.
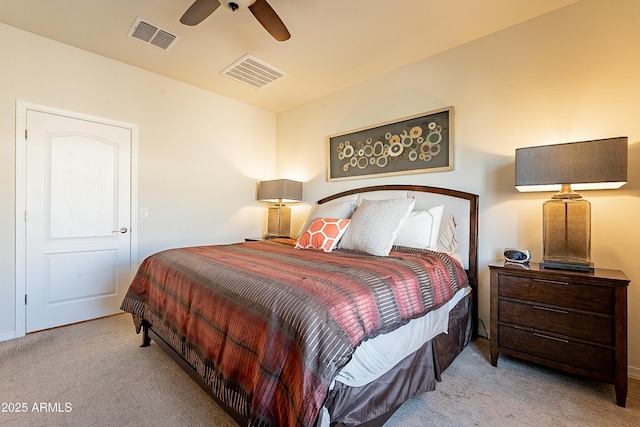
[515,137,627,272]
[258,179,303,238]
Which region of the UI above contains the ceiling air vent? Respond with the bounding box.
[128,17,178,51]
[220,54,287,89]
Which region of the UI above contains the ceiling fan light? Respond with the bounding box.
[220,0,255,10]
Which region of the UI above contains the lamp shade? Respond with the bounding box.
[515,137,628,193]
[258,179,303,203]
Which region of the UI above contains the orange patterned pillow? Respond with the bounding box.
[295,218,351,252]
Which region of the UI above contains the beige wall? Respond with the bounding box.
[276,0,640,371]
[0,24,277,339]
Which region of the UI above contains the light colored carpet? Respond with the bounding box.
[0,313,637,426]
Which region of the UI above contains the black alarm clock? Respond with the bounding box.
[503,248,531,264]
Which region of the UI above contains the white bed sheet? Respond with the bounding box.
[333,285,471,388]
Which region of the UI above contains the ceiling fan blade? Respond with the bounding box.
[180,0,221,26]
[248,0,291,41]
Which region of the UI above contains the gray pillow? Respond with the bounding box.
[297,200,357,238]
[339,197,415,256]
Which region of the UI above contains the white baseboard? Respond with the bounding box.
[0,330,17,342]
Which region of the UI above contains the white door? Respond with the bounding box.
[25,109,133,332]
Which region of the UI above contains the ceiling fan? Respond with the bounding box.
[180,0,291,41]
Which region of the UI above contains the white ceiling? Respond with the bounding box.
[0,0,577,113]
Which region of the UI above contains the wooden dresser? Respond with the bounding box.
[489,260,629,407]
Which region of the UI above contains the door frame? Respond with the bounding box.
[15,100,138,337]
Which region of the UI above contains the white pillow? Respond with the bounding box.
[394,205,444,250]
[437,213,459,254]
[297,200,357,238]
[339,197,415,256]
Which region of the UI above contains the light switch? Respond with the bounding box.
[140,208,148,218]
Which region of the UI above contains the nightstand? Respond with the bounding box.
[489,260,629,407]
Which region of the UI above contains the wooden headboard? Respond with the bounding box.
[318,184,479,327]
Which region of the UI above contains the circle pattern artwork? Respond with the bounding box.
[336,121,444,173]
[329,109,452,180]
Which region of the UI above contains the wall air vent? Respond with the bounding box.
[220,54,287,89]
[128,17,179,51]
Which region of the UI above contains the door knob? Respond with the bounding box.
[112,227,128,234]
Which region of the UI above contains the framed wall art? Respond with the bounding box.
[327,106,454,181]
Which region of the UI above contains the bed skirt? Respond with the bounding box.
[326,292,473,427]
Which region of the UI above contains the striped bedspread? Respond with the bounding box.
[120,239,468,427]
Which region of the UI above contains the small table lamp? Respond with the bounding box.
[258,179,303,238]
[515,137,627,272]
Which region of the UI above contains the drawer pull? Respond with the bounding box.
[532,305,569,314]
[533,332,569,343]
[533,278,570,286]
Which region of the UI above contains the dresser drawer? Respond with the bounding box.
[498,300,614,345]
[498,274,614,314]
[499,325,615,377]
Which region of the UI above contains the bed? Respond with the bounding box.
[121,184,478,427]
